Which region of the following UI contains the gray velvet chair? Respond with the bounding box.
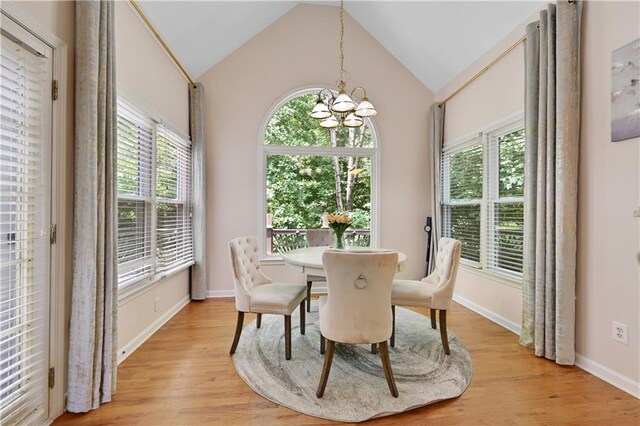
[317,249,399,398]
[228,235,307,360]
[303,229,336,312]
[390,237,462,355]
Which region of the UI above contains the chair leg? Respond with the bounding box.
[371,343,378,354]
[378,341,399,397]
[300,301,306,335]
[430,309,437,329]
[285,315,292,360]
[320,333,325,354]
[229,311,244,355]
[439,309,450,355]
[306,281,312,312]
[256,313,262,329]
[390,305,396,347]
[316,339,335,398]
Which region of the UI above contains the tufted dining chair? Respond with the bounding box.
[303,229,336,312]
[317,249,399,398]
[390,237,462,355]
[229,236,307,360]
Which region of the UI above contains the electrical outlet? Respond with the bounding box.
[154,297,159,313]
[612,321,628,344]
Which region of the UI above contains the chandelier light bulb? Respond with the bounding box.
[320,115,340,128]
[354,97,377,117]
[342,113,364,128]
[331,91,356,113]
[310,98,332,119]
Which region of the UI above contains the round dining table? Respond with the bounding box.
[281,246,407,276]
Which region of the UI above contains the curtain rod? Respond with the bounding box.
[439,33,526,105]
[129,0,195,85]
[437,0,578,106]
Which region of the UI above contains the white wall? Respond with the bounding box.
[199,4,434,295]
[436,0,639,396]
[114,2,191,360]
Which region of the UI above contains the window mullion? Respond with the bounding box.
[150,123,158,278]
[480,132,489,271]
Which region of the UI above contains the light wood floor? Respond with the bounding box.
[54,298,639,425]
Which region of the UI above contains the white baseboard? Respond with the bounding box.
[206,286,328,298]
[575,354,640,399]
[117,295,190,364]
[453,293,521,335]
[206,290,235,298]
[453,293,639,399]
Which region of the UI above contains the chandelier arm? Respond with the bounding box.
[349,86,367,101]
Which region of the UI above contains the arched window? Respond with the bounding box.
[259,89,379,257]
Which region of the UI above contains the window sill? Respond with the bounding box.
[459,264,522,289]
[118,260,195,304]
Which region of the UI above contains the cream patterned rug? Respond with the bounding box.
[232,303,472,422]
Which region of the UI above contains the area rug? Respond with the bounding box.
[232,303,472,422]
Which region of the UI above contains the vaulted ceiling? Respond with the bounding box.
[137,1,543,93]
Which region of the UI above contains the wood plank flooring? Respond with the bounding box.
[54,298,639,425]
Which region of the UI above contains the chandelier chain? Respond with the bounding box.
[339,0,345,84]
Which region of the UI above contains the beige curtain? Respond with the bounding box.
[189,83,208,299]
[67,0,118,412]
[520,0,582,365]
[428,103,445,274]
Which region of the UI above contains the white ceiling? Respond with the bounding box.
[137,1,544,93]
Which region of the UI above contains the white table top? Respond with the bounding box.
[281,246,407,276]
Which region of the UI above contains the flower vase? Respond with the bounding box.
[334,230,345,249]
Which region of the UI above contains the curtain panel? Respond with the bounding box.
[520,0,582,365]
[189,83,208,299]
[67,0,118,412]
[428,103,445,274]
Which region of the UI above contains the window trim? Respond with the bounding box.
[257,85,381,260]
[442,112,525,284]
[116,96,193,297]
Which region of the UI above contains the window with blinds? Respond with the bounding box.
[1,20,51,425]
[487,126,525,275]
[116,99,193,289]
[441,119,525,280]
[442,140,483,264]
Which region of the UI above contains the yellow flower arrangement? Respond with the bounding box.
[327,213,352,249]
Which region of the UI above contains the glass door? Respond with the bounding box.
[0,12,52,424]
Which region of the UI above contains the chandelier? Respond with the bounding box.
[309,0,377,129]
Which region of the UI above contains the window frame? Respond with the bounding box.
[485,120,525,279]
[258,86,380,261]
[441,113,525,284]
[116,97,194,296]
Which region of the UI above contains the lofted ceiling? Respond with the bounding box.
[137,1,544,93]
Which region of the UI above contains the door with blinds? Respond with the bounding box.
[0,12,53,425]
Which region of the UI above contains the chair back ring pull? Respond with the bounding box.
[354,274,368,289]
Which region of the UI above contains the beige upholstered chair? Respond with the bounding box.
[391,237,462,355]
[303,229,336,312]
[229,236,307,360]
[317,250,399,398]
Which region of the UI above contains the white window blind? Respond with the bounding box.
[441,140,483,264]
[116,101,153,286]
[155,125,192,274]
[0,25,51,424]
[441,119,525,280]
[116,98,193,289]
[486,126,525,275]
